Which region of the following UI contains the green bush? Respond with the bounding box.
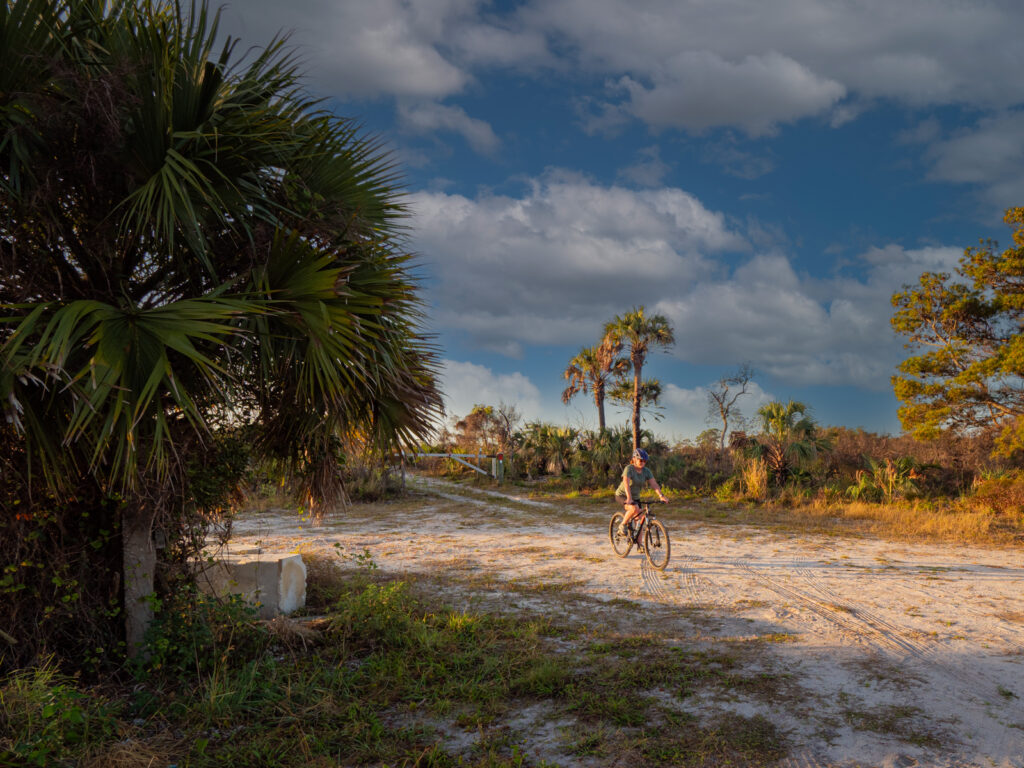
[0,660,118,766]
[326,580,419,656]
[133,586,269,682]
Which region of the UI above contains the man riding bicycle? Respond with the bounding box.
[615,448,667,536]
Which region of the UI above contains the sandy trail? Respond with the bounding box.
[224,477,1024,768]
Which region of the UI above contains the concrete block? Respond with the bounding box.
[197,552,306,619]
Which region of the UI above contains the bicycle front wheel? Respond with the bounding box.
[609,513,632,557]
[644,519,670,570]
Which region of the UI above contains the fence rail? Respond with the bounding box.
[400,451,505,481]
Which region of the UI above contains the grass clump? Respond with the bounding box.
[0,660,119,767]
[842,704,946,748]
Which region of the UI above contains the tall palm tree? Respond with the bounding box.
[603,307,675,448]
[607,377,664,418]
[0,0,441,661]
[561,340,628,432]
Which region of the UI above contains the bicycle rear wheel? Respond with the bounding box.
[609,513,633,557]
[644,519,670,570]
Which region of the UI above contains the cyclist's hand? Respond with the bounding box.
[657,494,668,504]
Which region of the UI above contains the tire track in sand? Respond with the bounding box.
[675,553,728,606]
[794,568,1024,710]
[640,556,670,600]
[744,562,1024,766]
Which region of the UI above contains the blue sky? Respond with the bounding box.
[223,0,1024,442]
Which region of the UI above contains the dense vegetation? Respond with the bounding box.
[432,401,1023,537]
[892,207,1024,458]
[0,0,441,670]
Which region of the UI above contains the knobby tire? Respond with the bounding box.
[609,513,632,557]
[644,519,670,570]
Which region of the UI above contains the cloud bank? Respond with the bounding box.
[220,0,1024,200]
[223,0,1024,114]
[439,359,543,422]
[411,176,962,389]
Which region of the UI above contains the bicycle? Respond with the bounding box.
[609,499,670,570]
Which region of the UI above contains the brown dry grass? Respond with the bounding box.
[80,731,183,768]
[719,497,1022,545]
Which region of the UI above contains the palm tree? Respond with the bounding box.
[607,377,664,419]
[561,340,628,432]
[0,0,441,661]
[603,307,675,448]
[847,457,922,503]
[519,422,579,476]
[751,401,826,485]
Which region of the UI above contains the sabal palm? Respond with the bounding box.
[603,306,674,448]
[1,0,441,655]
[561,340,628,432]
[752,400,823,485]
[519,422,578,476]
[608,377,663,414]
[848,457,921,503]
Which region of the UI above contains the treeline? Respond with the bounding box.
[428,402,1023,516]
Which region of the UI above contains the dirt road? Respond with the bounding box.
[225,477,1024,767]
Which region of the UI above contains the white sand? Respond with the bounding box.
[225,477,1024,767]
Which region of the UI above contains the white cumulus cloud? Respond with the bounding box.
[410,172,746,354]
[411,175,963,389]
[439,359,543,420]
[398,101,501,154]
[923,111,1024,211]
[616,51,846,137]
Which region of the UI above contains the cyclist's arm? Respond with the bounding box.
[647,475,668,502]
[623,467,635,504]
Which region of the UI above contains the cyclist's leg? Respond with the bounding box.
[616,495,639,533]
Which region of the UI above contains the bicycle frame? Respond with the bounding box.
[625,502,654,548]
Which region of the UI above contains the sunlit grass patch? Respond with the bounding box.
[760,632,800,643]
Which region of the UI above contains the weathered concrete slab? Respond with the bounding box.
[197,551,306,619]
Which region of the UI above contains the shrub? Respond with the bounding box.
[847,457,922,503]
[132,587,269,682]
[0,660,118,766]
[0,477,125,675]
[739,458,769,502]
[326,580,418,657]
[970,471,1024,516]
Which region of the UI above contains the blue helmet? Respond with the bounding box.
[632,448,649,462]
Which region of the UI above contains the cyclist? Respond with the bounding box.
[615,448,667,536]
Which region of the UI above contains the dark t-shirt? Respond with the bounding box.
[616,464,653,499]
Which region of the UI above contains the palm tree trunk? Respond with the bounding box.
[631,361,643,449]
[595,382,606,433]
[122,507,157,657]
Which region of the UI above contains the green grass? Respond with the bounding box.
[841,704,947,748]
[1,552,803,767]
